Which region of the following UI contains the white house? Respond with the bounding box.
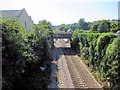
[1,8,34,32]
[118,1,120,20]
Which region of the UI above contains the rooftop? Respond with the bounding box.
[0,9,22,19]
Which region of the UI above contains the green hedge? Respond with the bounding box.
[102,38,120,88]
[71,32,119,88]
[2,19,53,90]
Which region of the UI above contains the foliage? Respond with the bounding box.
[71,31,119,88]
[95,33,117,69]
[2,19,27,90]
[57,18,91,32]
[75,29,84,33]
[57,24,70,32]
[97,20,110,33]
[102,38,120,88]
[110,22,120,33]
[77,18,90,30]
[69,23,77,31]
[81,47,89,60]
[89,21,100,33]
[2,19,53,90]
[89,20,120,33]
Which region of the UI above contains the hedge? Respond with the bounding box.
[71,32,119,88]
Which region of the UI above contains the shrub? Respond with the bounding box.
[2,19,53,90]
[95,33,117,69]
[102,38,120,88]
[71,31,119,88]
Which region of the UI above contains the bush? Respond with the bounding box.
[95,33,117,69]
[71,31,119,88]
[2,19,28,90]
[81,47,89,60]
[2,19,53,90]
[102,38,120,88]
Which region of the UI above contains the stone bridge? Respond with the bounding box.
[53,31,73,39]
[51,31,73,46]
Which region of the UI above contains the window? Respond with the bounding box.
[25,21,26,28]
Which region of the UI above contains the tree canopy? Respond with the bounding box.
[110,22,120,33]
[90,20,111,33]
[77,18,90,30]
[97,20,110,33]
[57,24,70,32]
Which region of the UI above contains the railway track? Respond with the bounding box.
[60,40,88,88]
[65,56,88,88]
[48,39,102,89]
[60,39,102,88]
[56,39,74,88]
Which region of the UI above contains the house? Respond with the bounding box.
[1,8,34,32]
[118,1,120,19]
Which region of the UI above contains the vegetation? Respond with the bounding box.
[77,18,91,30]
[69,23,77,31]
[2,16,120,89]
[2,19,53,90]
[57,18,91,32]
[57,24,70,32]
[71,31,120,88]
[90,20,120,33]
[57,18,120,34]
[110,22,120,33]
[97,20,110,33]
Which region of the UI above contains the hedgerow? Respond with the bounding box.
[2,19,53,90]
[102,38,120,88]
[71,32,119,88]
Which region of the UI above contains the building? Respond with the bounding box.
[1,8,34,32]
[118,1,120,20]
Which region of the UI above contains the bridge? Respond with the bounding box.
[51,31,73,46]
[53,31,73,39]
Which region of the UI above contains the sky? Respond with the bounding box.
[0,0,119,25]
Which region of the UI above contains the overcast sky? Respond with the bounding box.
[0,0,119,25]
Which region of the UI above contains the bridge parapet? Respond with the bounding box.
[53,31,73,38]
[51,31,73,47]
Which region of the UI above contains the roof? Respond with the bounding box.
[0,9,34,23]
[0,9,22,19]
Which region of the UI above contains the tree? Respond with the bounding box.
[110,22,119,33]
[97,20,110,33]
[2,19,53,89]
[75,29,84,33]
[77,18,90,30]
[89,22,100,33]
[57,24,70,31]
[77,18,85,29]
[57,24,66,31]
[64,25,69,32]
[87,22,92,29]
[70,23,77,31]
